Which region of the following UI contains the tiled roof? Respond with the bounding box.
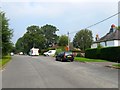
[95,30,120,43]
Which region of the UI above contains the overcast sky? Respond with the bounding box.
[1,0,119,44]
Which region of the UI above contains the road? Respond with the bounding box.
[2,55,118,88]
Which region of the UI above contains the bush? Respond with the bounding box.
[85,48,100,59]
[85,46,120,62]
[56,46,65,51]
[100,47,120,62]
[76,53,81,57]
[55,49,63,55]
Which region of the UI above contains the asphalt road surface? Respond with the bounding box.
[2,55,118,88]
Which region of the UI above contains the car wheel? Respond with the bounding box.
[61,58,64,62]
[46,54,49,56]
[56,58,58,61]
[71,60,74,62]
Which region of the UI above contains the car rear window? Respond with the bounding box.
[65,52,72,55]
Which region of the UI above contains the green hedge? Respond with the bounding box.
[85,46,120,62]
[85,48,101,59]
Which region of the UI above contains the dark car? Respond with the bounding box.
[56,51,74,62]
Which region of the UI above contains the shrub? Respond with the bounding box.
[55,49,63,55]
[85,46,120,62]
[100,47,120,62]
[85,48,100,59]
[76,53,81,57]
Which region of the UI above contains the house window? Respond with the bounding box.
[107,41,114,47]
[91,43,97,48]
[118,40,120,46]
[100,42,105,47]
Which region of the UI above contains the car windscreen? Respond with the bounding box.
[65,52,72,56]
[48,51,52,53]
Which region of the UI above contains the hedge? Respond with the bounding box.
[85,48,101,59]
[85,46,120,62]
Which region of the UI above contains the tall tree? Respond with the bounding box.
[0,11,13,56]
[58,35,68,46]
[15,24,59,54]
[41,24,59,48]
[73,29,93,51]
[15,37,24,53]
[15,25,46,54]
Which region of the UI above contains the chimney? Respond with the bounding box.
[95,34,99,41]
[109,24,116,33]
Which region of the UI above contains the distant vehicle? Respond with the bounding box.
[10,52,14,56]
[56,51,74,62]
[29,47,39,56]
[19,52,23,55]
[43,50,56,56]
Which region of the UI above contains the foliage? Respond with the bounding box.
[0,55,11,68]
[58,35,68,46]
[85,48,101,59]
[16,25,45,54]
[97,43,103,48]
[73,29,93,51]
[15,37,24,53]
[56,46,66,51]
[55,49,63,55]
[85,46,120,62]
[0,11,13,56]
[76,53,82,57]
[100,47,120,62]
[41,24,59,48]
[15,24,59,54]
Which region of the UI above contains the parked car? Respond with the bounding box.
[29,47,39,56]
[19,52,23,55]
[10,52,14,56]
[43,50,56,56]
[56,51,74,62]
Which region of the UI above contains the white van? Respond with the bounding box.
[29,47,39,56]
[43,50,56,56]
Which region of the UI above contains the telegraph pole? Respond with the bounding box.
[67,32,70,51]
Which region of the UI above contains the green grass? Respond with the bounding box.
[0,55,11,68]
[74,57,108,62]
[112,64,120,68]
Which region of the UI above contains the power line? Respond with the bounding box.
[69,12,120,34]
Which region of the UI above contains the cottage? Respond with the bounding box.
[91,25,120,48]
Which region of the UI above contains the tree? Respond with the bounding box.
[15,37,24,53]
[15,24,59,54]
[73,29,93,51]
[41,24,59,48]
[15,25,46,54]
[0,11,13,56]
[58,35,68,46]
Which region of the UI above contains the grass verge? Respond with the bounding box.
[0,55,11,69]
[112,64,120,69]
[74,57,108,62]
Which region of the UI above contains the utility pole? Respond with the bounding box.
[67,32,70,51]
